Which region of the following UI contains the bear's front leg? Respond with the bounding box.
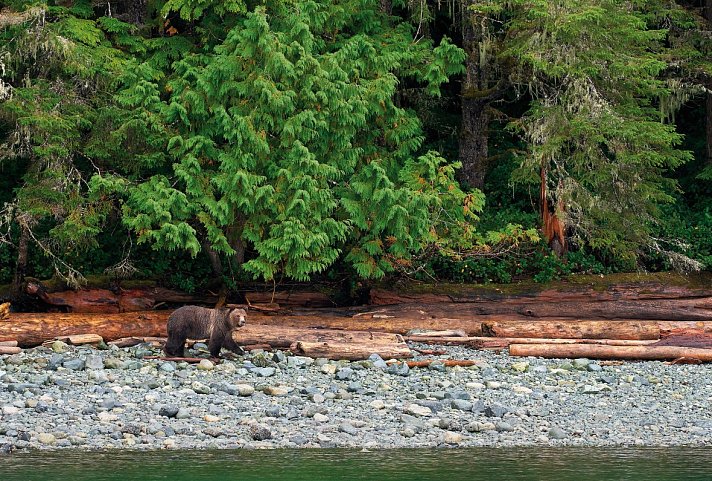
[222,332,245,356]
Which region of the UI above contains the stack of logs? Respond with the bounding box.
[2,273,712,362]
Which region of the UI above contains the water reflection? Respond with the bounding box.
[2,447,712,481]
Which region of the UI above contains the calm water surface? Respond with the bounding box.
[2,447,711,480]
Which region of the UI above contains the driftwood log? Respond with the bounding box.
[406,336,658,349]
[399,359,480,368]
[290,338,411,361]
[245,291,334,308]
[509,343,712,361]
[232,324,405,349]
[6,309,712,348]
[20,278,336,313]
[1,311,170,346]
[370,273,712,304]
[481,320,661,340]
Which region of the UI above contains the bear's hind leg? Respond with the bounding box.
[208,331,224,358]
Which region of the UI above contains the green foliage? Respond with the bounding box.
[105,0,471,282]
[1,0,711,293]
[485,0,696,267]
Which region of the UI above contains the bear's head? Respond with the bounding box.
[228,307,248,328]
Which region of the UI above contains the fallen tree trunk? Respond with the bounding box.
[245,291,334,308]
[509,343,712,361]
[2,311,170,347]
[361,299,712,323]
[53,334,104,346]
[407,329,467,338]
[232,324,404,349]
[406,336,658,349]
[290,338,412,361]
[109,337,166,348]
[400,359,479,368]
[482,320,660,340]
[370,272,712,304]
[0,346,21,355]
[249,309,486,336]
[7,309,712,348]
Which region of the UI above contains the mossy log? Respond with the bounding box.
[370,272,712,304]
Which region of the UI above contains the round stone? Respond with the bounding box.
[197,359,214,371]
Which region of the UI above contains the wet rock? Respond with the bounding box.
[484,403,509,418]
[36,433,56,445]
[404,404,431,417]
[387,362,410,377]
[442,432,463,444]
[197,359,214,371]
[192,381,211,394]
[85,355,104,370]
[254,367,276,377]
[495,421,515,432]
[250,425,272,441]
[52,341,69,354]
[264,386,290,397]
[339,422,358,435]
[451,399,473,411]
[159,406,179,418]
[335,367,354,381]
[368,354,388,370]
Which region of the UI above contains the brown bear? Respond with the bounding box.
[164,305,247,358]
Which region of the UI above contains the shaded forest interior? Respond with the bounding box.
[0,0,711,299]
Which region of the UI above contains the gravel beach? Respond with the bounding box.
[0,341,710,451]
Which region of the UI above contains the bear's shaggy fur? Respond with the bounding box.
[164,305,247,358]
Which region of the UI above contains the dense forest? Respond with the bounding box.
[0,0,711,297]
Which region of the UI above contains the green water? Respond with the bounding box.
[1,447,711,480]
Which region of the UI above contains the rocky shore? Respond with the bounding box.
[0,341,710,451]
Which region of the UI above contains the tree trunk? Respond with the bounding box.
[458,12,491,190]
[706,88,712,168]
[704,0,712,169]
[459,96,490,190]
[509,343,712,361]
[201,239,223,277]
[13,224,29,294]
[126,0,147,26]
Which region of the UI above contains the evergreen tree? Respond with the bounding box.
[480,0,697,267]
[101,0,476,281]
[0,1,134,287]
